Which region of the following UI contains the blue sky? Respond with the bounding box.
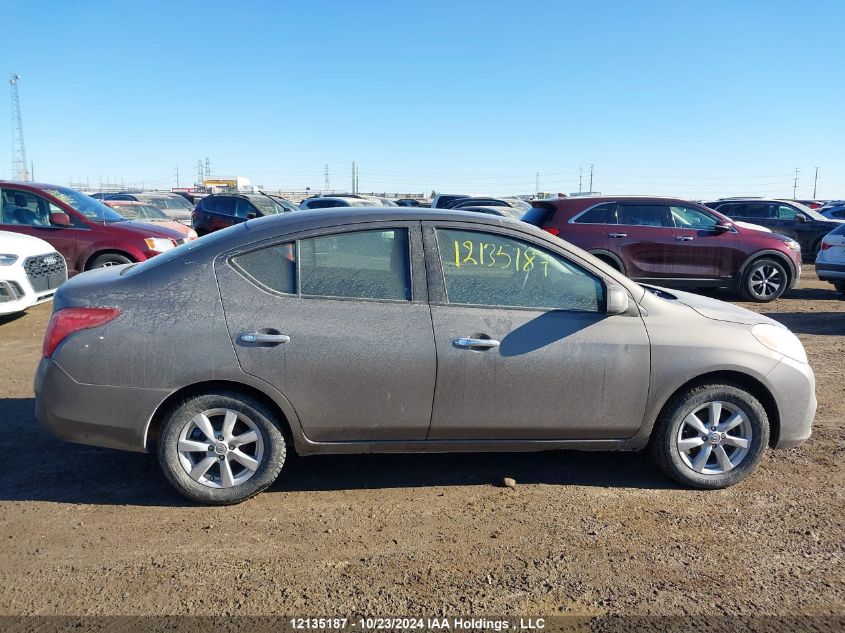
[2,0,843,199]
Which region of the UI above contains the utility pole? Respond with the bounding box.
[792,168,799,198]
[205,157,211,178]
[813,167,819,198]
[351,162,355,193]
[578,166,583,194]
[9,73,30,181]
[589,164,594,193]
[176,163,180,188]
[535,172,540,197]
[324,164,330,191]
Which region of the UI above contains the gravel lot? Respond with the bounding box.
[0,268,842,618]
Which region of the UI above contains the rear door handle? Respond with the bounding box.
[239,332,291,344]
[608,232,627,238]
[453,337,500,350]
[675,236,694,242]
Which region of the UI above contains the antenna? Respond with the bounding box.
[813,167,819,198]
[9,73,30,181]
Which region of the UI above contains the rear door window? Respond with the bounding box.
[574,202,617,224]
[215,197,236,216]
[232,243,296,294]
[299,229,411,301]
[616,204,670,227]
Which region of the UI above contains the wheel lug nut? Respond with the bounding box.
[218,455,224,461]
[229,444,235,450]
[217,436,224,441]
[208,446,214,451]
[711,427,717,431]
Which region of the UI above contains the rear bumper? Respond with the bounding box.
[34,358,168,453]
[815,261,845,281]
[767,356,816,449]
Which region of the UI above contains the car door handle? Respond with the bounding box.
[453,337,500,350]
[608,232,627,238]
[675,236,694,242]
[239,332,291,344]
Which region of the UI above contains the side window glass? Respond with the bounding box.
[778,205,797,220]
[742,203,772,219]
[0,190,50,226]
[234,199,255,218]
[299,229,411,301]
[201,197,217,212]
[670,205,718,230]
[435,228,605,312]
[231,242,296,294]
[574,202,616,224]
[616,204,668,227]
[215,197,236,216]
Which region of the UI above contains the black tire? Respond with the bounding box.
[158,391,287,505]
[833,281,845,296]
[650,382,769,489]
[88,252,133,269]
[740,257,788,302]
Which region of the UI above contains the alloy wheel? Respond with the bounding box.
[176,408,264,488]
[676,401,752,475]
[749,265,783,299]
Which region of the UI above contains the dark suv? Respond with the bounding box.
[523,196,803,302]
[706,198,843,260]
[192,193,297,235]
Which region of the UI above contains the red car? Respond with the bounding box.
[522,196,803,302]
[0,182,187,276]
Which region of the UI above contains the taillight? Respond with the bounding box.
[42,307,121,358]
[820,242,831,250]
[543,227,560,236]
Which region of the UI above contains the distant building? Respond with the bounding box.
[202,176,253,193]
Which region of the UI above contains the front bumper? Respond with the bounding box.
[34,358,169,453]
[767,356,816,449]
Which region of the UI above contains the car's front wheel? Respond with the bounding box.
[740,258,788,302]
[158,391,287,504]
[88,252,134,269]
[650,382,769,489]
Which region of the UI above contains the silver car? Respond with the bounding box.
[35,208,816,504]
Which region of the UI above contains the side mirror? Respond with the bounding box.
[714,221,733,233]
[246,212,257,220]
[606,284,629,315]
[795,214,807,223]
[49,212,71,227]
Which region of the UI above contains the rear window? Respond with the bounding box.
[521,204,555,226]
[829,223,845,236]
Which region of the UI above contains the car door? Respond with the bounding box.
[423,222,650,440]
[609,202,676,279]
[668,203,739,279]
[0,187,79,273]
[773,203,816,253]
[215,221,436,442]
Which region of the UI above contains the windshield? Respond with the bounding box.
[45,186,126,222]
[108,203,168,220]
[251,196,288,216]
[141,196,191,210]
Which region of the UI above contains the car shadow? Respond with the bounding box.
[764,312,845,336]
[0,312,27,326]
[0,397,676,506]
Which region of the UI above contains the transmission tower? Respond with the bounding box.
[9,73,30,181]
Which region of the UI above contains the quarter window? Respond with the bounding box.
[435,228,605,312]
[616,204,669,227]
[299,229,411,301]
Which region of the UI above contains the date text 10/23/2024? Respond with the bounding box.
[290,618,547,631]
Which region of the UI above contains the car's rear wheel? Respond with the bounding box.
[740,258,788,302]
[833,281,845,296]
[88,252,133,269]
[158,392,286,504]
[650,382,769,489]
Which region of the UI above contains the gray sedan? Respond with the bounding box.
[34,208,815,504]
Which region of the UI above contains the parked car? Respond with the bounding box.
[298,196,377,210]
[0,231,67,316]
[431,193,469,208]
[448,197,532,212]
[455,205,524,219]
[395,198,424,207]
[706,198,843,259]
[36,207,814,504]
[815,223,845,296]
[104,201,198,241]
[0,182,188,275]
[819,204,845,220]
[794,200,824,209]
[105,192,195,223]
[523,196,803,302]
[192,193,297,236]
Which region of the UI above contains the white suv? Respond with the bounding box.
[0,231,67,316]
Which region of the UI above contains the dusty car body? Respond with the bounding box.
[35,208,815,504]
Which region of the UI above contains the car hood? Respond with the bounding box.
[0,230,58,257]
[644,285,780,326]
[734,221,771,233]
[109,220,186,240]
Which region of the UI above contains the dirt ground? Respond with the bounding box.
[0,267,842,618]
